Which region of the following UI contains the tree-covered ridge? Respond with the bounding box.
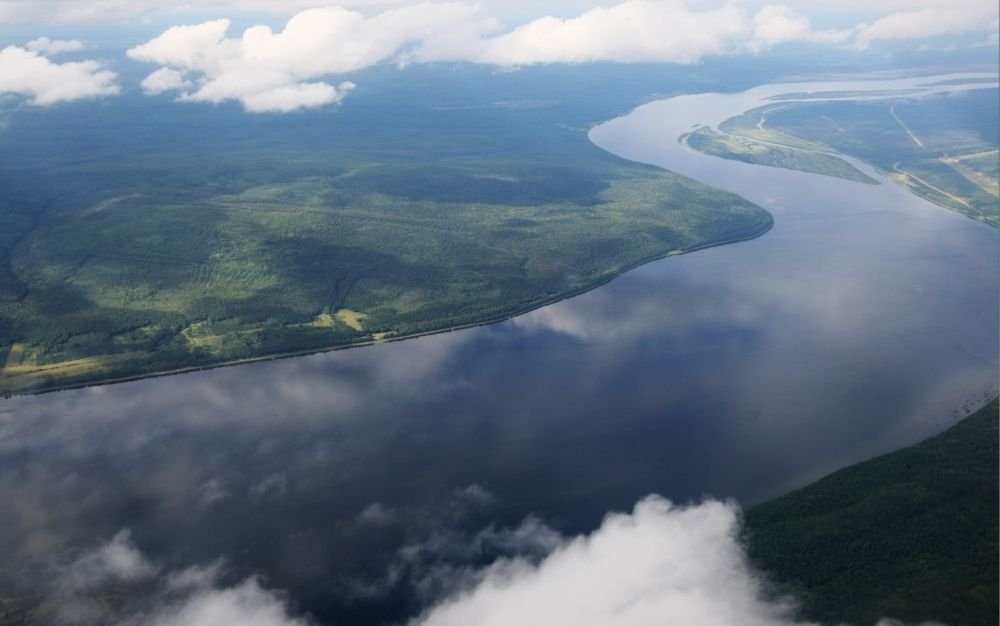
[745,397,999,626]
[0,85,771,394]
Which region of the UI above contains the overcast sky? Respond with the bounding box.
[0,0,992,22]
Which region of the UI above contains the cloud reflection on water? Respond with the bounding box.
[0,74,997,624]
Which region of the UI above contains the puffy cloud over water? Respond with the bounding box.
[58,530,158,594]
[411,496,816,626]
[46,531,308,626]
[138,575,308,626]
[411,496,950,626]
[28,492,944,626]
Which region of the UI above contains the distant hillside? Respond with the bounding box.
[745,398,999,626]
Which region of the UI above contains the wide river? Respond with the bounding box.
[2,73,997,624]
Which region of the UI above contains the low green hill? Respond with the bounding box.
[0,82,771,395]
[745,398,999,625]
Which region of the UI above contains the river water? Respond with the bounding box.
[1,73,996,623]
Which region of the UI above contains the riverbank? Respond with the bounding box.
[745,396,999,625]
[1,217,773,398]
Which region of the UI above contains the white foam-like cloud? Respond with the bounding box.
[0,0,990,24]
[49,532,309,626]
[25,36,85,54]
[59,529,158,592]
[749,5,814,51]
[142,576,309,626]
[0,44,119,105]
[127,5,496,112]
[855,4,1000,48]
[474,1,749,65]
[123,2,819,112]
[121,1,999,113]
[141,67,194,95]
[473,1,863,63]
[411,496,818,626]
[41,500,939,626]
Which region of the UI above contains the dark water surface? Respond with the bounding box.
[2,74,997,623]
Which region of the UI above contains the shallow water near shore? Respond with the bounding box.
[1,73,997,623]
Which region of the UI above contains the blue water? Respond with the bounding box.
[1,73,996,624]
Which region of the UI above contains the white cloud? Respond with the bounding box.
[25,36,85,54]
[0,44,119,105]
[48,532,309,626]
[474,515,565,557]
[749,5,813,51]
[40,500,942,626]
[855,4,1000,48]
[125,5,496,112]
[473,1,748,65]
[0,0,413,23]
[141,577,309,626]
[11,1,996,113]
[123,2,820,112]
[120,1,1000,113]
[1,0,997,39]
[59,529,158,593]
[129,19,235,72]
[141,67,193,94]
[411,496,819,626]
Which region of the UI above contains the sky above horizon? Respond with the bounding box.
[1,0,997,112]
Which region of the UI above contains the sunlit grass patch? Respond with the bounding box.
[335,309,368,332]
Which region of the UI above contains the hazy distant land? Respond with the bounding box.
[685,88,999,226]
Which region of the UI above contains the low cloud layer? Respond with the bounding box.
[411,496,814,626]
[122,1,831,112]
[3,1,996,110]
[36,495,938,626]
[25,37,85,54]
[47,531,307,626]
[126,4,494,112]
[411,497,946,626]
[0,44,119,105]
[0,0,993,25]
[137,574,308,626]
[855,4,1000,48]
[57,530,158,594]
[472,1,850,65]
[123,0,997,113]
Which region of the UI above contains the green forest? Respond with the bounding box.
[0,83,771,394]
[746,397,999,625]
[689,88,999,226]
